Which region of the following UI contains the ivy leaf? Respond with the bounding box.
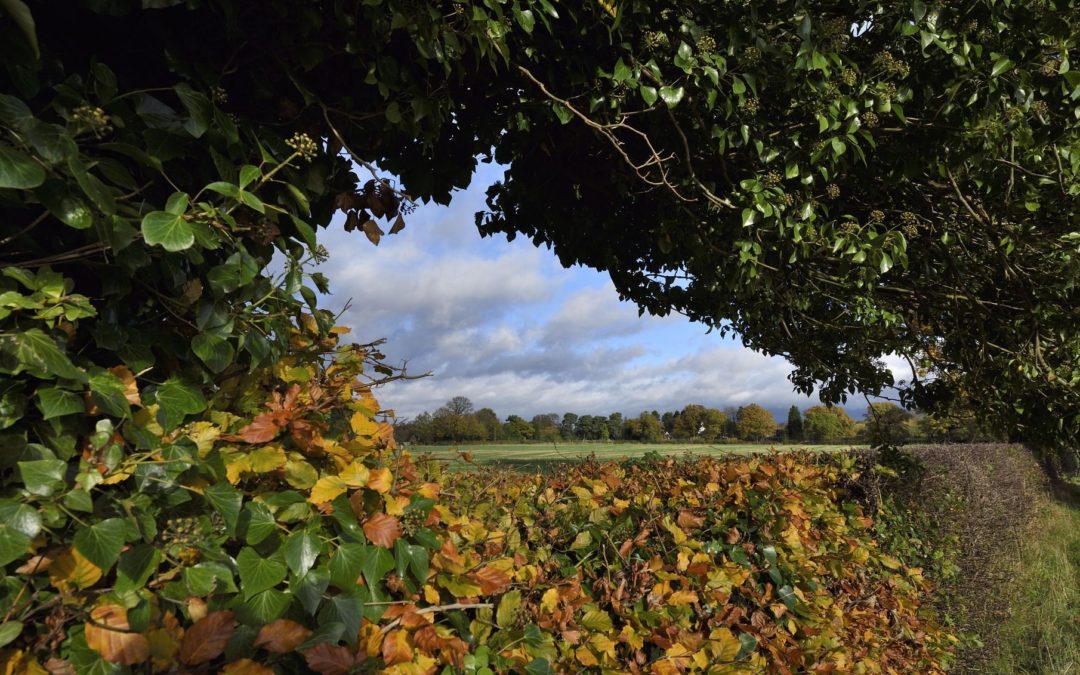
[115,545,161,595]
[88,368,131,418]
[236,548,288,600]
[659,86,685,107]
[0,145,45,189]
[73,518,127,571]
[0,622,22,650]
[328,542,367,590]
[236,589,292,625]
[292,568,330,615]
[192,333,234,374]
[639,85,658,106]
[141,211,194,252]
[0,524,30,566]
[284,531,322,577]
[991,57,1014,78]
[1,328,86,382]
[393,539,429,585]
[154,377,206,430]
[205,482,242,535]
[18,458,67,497]
[238,502,276,545]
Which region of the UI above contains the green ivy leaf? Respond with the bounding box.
[0,502,41,539]
[204,482,242,535]
[236,547,287,600]
[991,57,1014,78]
[0,622,23,650]
[292,568,330,615]
[639,85,658,106]
[284,530,322,577]
[0,328,85,382]
[659,86,685,107]
[191,333,234,374]
[17,458,66,497]
[393,539,429,586]
[141,211,194,252]
[73,517,127,571]
[88,368,131,418]
[0,525,30,567]
[329,542,368,590]
[237,589,292,625]
[238,502,276,545]
[238,165,260,189]
[512,7,534,34]
[0,145,42,190]
[115,545,162,595]
[154,377,206,430]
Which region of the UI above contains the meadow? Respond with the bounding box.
[409,441,863,470]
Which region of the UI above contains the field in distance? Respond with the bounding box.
[408,441,864,470]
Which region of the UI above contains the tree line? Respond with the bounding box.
[394,397,1002,445]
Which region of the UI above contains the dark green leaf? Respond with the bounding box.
[236,547,287,599]
[73,518,127,570]
[0,525,30,566]
[0,622,22,649]
[236,589,292,625]
[191,333,234,374]
[154,377,206,430]
[238,501,276,545]
[284,530,322,577]
[116,545,162,595]
[0,146,44,189]
[292,567,329,615]
[88,368,130,418]
[205,482,242,535]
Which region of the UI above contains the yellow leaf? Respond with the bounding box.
[284,457,318,490]
[49,548,102,592]
[384,494,410,516]
[308,476,349,504]
[423,585,441,604]
[350,411,380,437]
[339,461,370,488]
[575,647,598,667]
[367,467,393,494]
[224,454,252,484]
[668,590,699,606]
[540,588,559,614]
[707,628,740,661]
[248,445,287,472]
[570,531,592,550]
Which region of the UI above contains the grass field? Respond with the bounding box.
[408,441,863,470]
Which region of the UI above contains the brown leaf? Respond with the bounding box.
[222,659,275,675]
[367,467,393,494]
[343,210,359,233]
[677,510,704,530]
[254,619,312,654]
[178,611,236,665]
[362,512,402,549]
[108,366,142,406]
[303,643,359,675]
[389,213,405,235]
[361,220,384,246]
[85,604,150,666]
[225,412,283,444]
[469,565,511,596]
[381,629,413,667]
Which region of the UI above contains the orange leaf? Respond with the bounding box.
[676,510,704,530]
[221,659,275,675]
[254,619,312,654]
[469,565,511,596]
[85,604,150,666]
[225,412,283,444]
[178,611,236,665]
[303,643,359,675]
[362,513,402,549]
[367,467,393,494]
[108,366,142,406]
[381,629,412,667]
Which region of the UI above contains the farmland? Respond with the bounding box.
[409,441,863,469]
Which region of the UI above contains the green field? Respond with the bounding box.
[409,441,863,470]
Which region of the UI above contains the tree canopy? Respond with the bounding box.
[4,0,1076,462]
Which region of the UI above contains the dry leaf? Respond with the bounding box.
[49,548,102,592]
[225,412,283,444]
[108,366,142,406]
[254,619,312,654]
[178,611,236,665]
[221,659,274,675]
[303,643,359,675]
[367,467,393,494]
[389,214,406,235]
[381,629,412,667]
[362,513,402,549]
[361,220,383,246]
[85,604,150,666]
[470,565,511,596]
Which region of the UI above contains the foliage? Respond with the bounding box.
[802,406,857,442]
[785,406,803,442]
[735,404,777,441]
[623,411,665,442]
[863,402,912,446]
[670,404,727,441]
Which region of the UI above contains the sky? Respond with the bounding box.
[312,162,863,422]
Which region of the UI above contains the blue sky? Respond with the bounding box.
[312,163,878,422]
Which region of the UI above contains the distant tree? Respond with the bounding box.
[803,406,857,442]
[475,408,502,442]
[503,415,534,441]
[863,403,913,446]
[661,410,679,435]
[531,414,560,442]
[736,404,777,441]
[671,404,726,442]
[445,396,475,416]
[607,413,624,440]
[624,411,664,442]
[787,406,804,442]
[560,413,579,440]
